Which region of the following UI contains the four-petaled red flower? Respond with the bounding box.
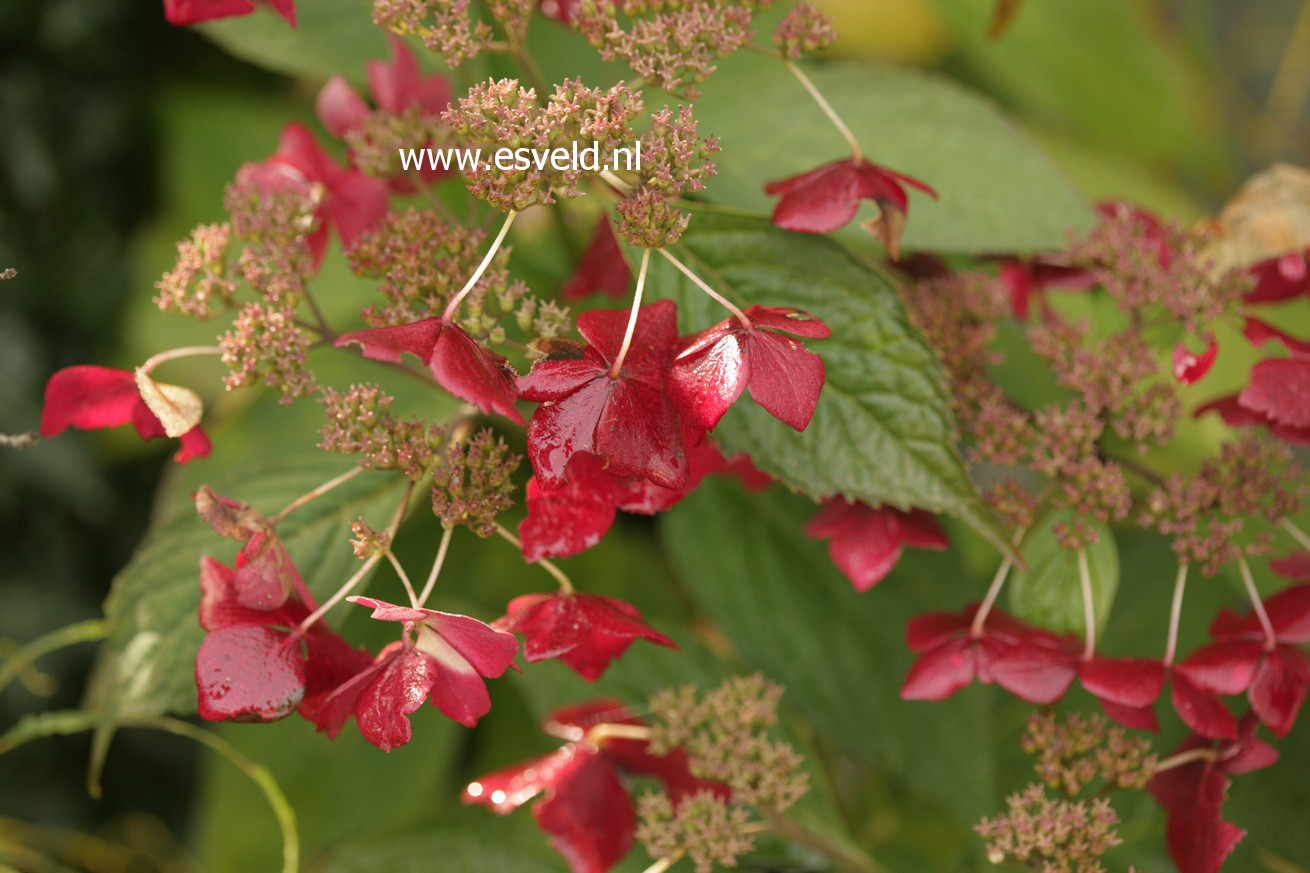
[40,365,211,463]
[196,556,370,723]
[335,316,522,422]
[561,216,631,301]
[1176,584,1310,737]
[299,596,519,750]
[668,306,830,433]
[518,445,724,561]
[804,499,949,592]
[464,699,727,873]
[519,299,687,490]
[238,122,389,268]
[764,157,937,257]
[496,592,676,681]
[1148,714,1278,873]
[317,35,453,192]
[900,604,1080,703]
[163,0,294,26]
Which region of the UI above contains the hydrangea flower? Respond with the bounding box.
[299,596,519,750]
[669,306,830,433]
[804,499,948,592]
[464,700,727,873]
[40,365,211,463]
[496,592,676,680]
[764,158,936,257]
[335,316,522,422]
[519,300,687,490]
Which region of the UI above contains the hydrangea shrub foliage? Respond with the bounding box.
[5,2,1310,873]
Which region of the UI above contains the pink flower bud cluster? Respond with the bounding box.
[349,518,391,558]
[430,427,522,536]
[373,0,531,66]
[345,105,452,180]
[155,223,238,318]
[219,303,317,403]
[640,675,807,873]
[975,783,1123,872]
[615,106,719,247]
[319,383,443,479]
[1143,435,1305,574]
[1068,204,1253,334]
[577,0,765,98]
[445,78,643,211]
[347,208,507,327]
[1023,712,1156,796]
[636,790,754,873]
[772,2,837,60]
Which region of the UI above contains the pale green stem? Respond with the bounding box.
[609,248,652,378]
[386,551,420,608]
[138,345,223,376]
[1163,562,1188,666]
[269,466,365,525]
[971,558,1014,637]
[295,480,414,636]
[443,210,517,321]
[1238,556,1278,650]
[495,523,575,594]
[1078,548,1096,660]
[658,248,751,327]
[1282,518,1310,552]
[785,60,862,161]
[417,526,455,608]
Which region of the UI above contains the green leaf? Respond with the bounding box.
[661,476,997,840]
[1006,509,1119,635]
[319,816,566,873]
[655,210,1009,554]
[85,456,406,724]
[692,54,1093,253]
[197,0,387,84]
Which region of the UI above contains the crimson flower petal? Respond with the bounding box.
[532,745,636,873]
[1172,337,1218,384]
[368,34,451,116]
[164,0,257,25]
[805,499,948,592]
[498,592,675,681]
[1172,671,1238,740]
[464,745,579,812]
[1097,698,1160,733]
[1263,580,1310,641]
[1079,656,1166,708]
[430,322,523,422]
[988,641,1080,705]
[519,455,620,561]
[901,636,976,700]
[1246,250,1310,303]
[316,75,370,139]
[1271,553,1310,581]
[196,626,304,722]
[1239,358,1310,429]
[1248,648,1310,737]
[562,216,631,301]
[355,647,438,751]
[1244,316,1310,357]
[1149,749,1245,873]
[40,365,212,463]
[1177,640,1263,696]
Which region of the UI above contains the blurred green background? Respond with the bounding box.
[3,0,1310,871]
